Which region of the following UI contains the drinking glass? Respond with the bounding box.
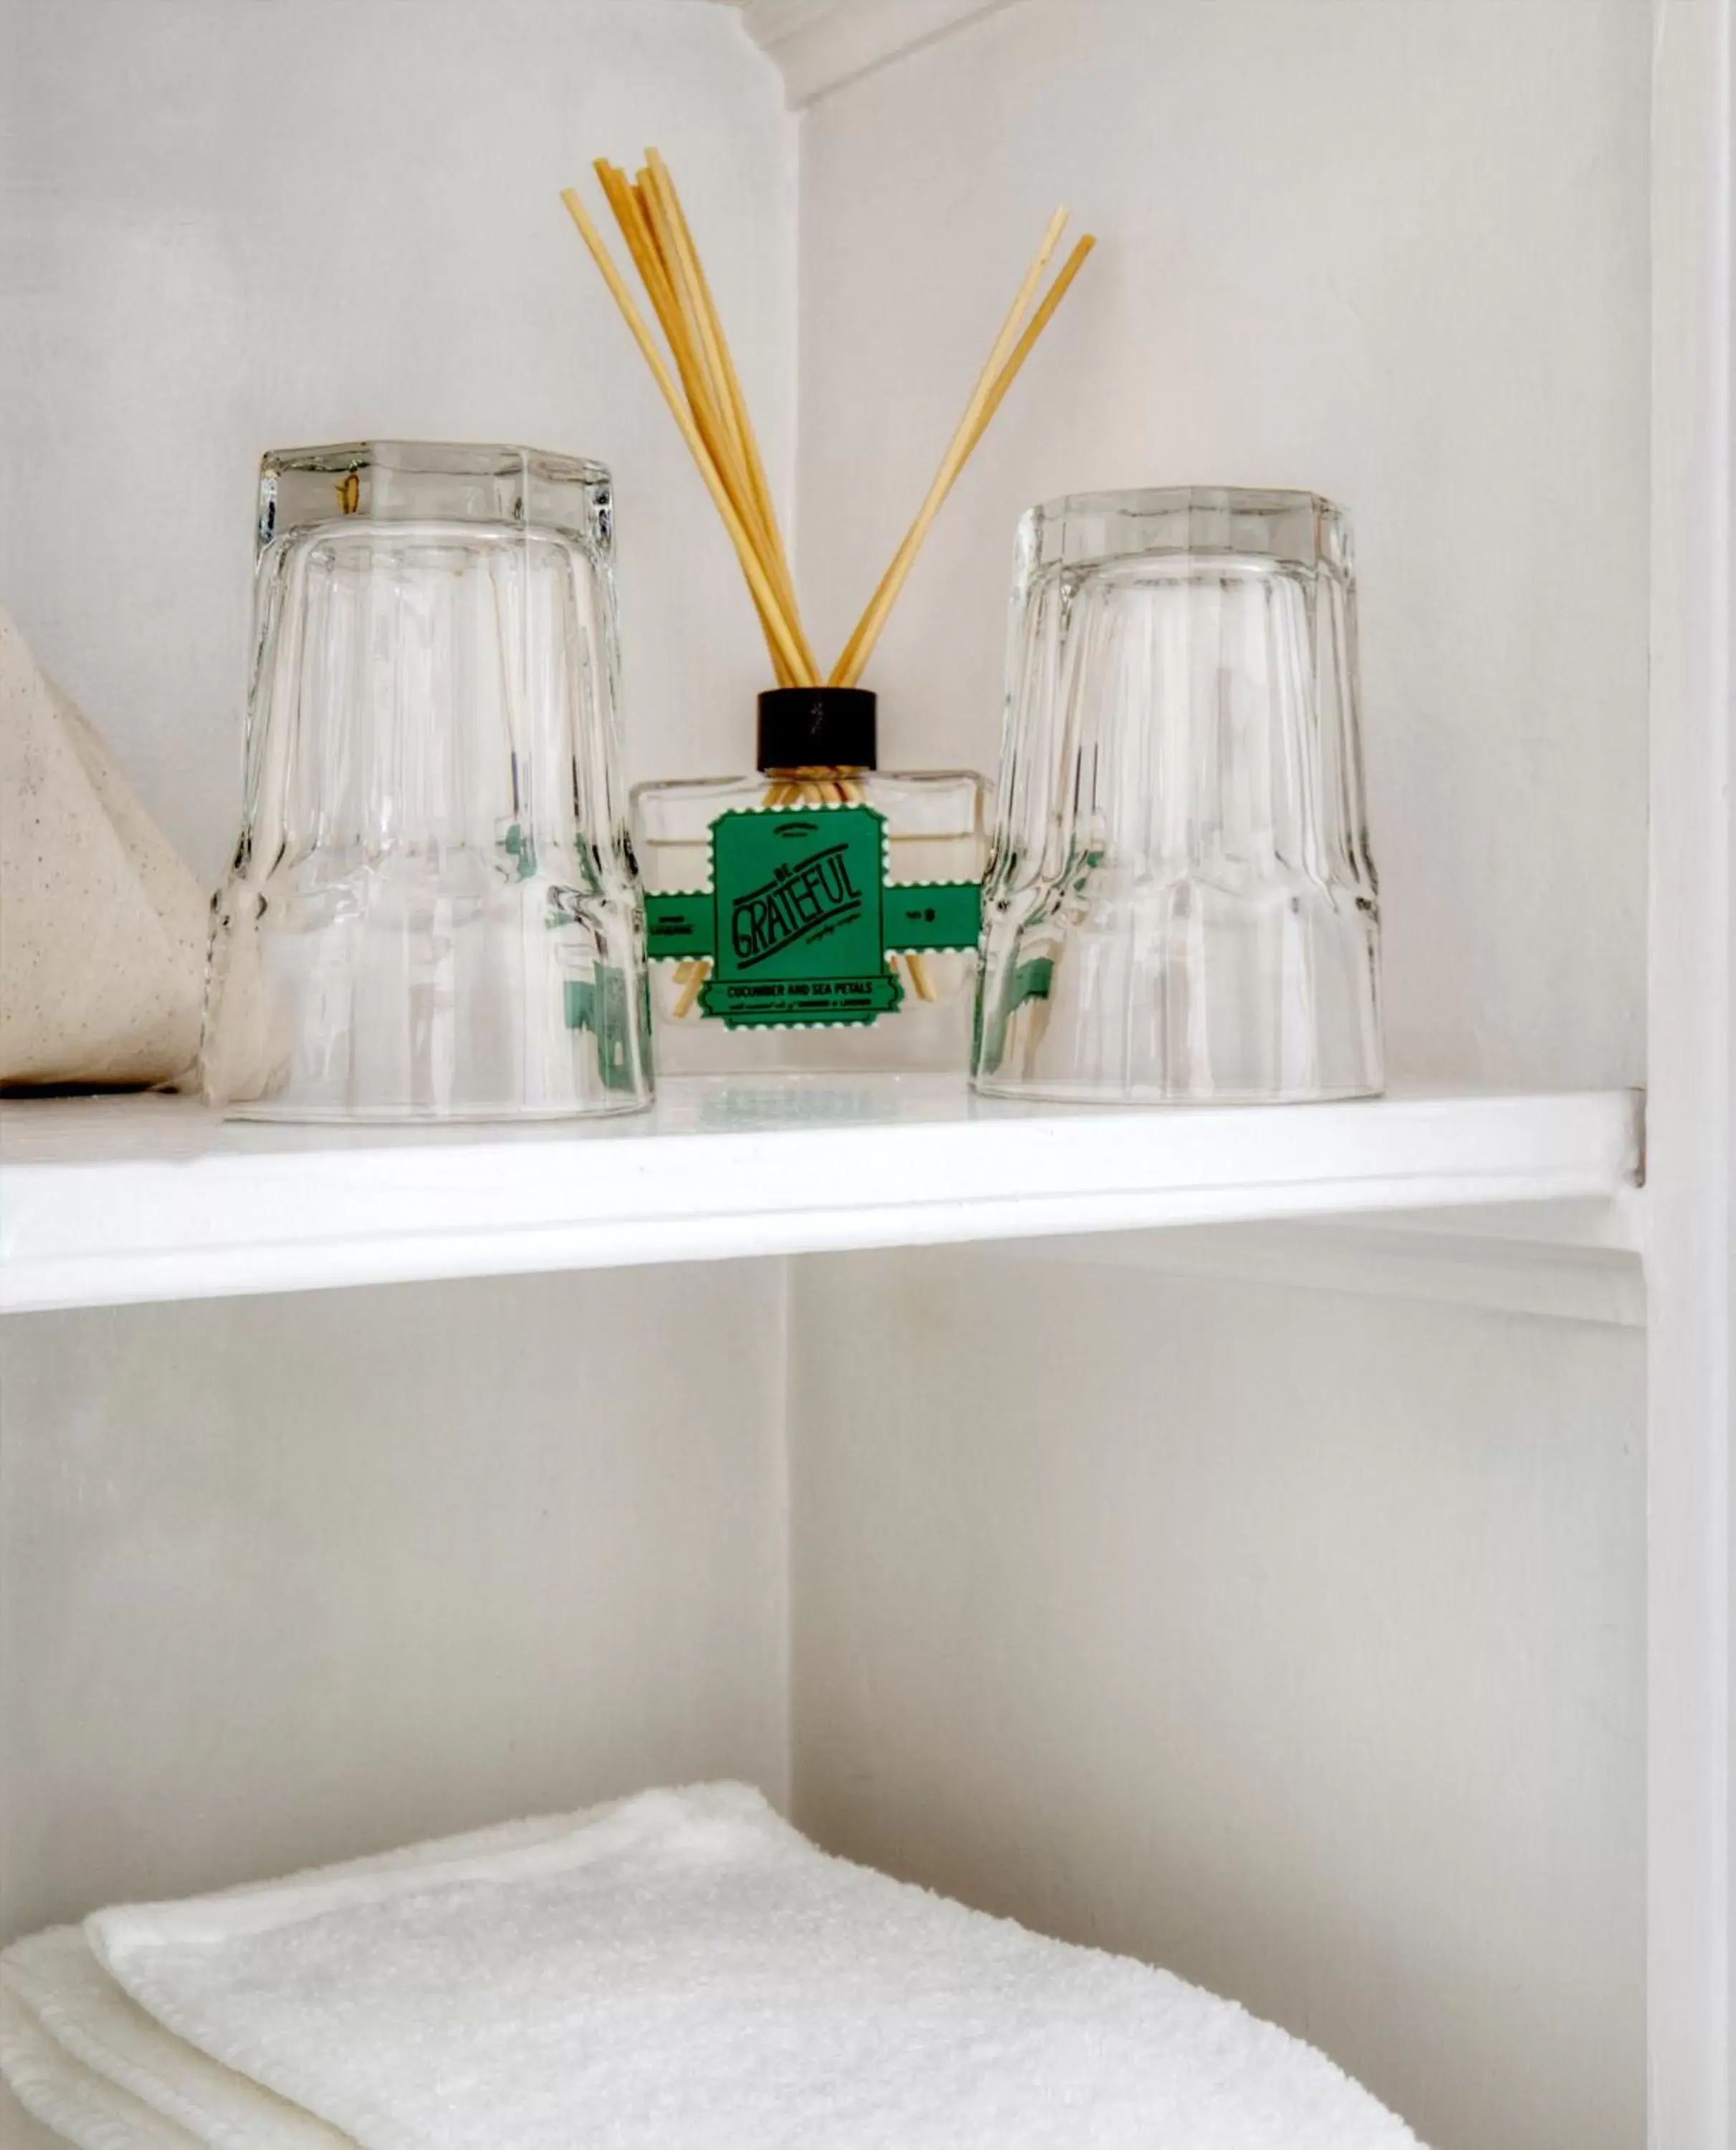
[973,487,1383,1104]
[201,441,652,1120]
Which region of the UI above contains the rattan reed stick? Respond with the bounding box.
[636,170,817,683]
[559,187,809,685]
[564,164,1092,732]
[966,234,1096,457]
[828,208,1071,689]
[645,155,810,672]
[595,163,803,686]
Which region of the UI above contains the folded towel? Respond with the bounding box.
[1,1979,206,2150]
[1,1926,353,2150]
[0,1807,591,2150]
[6,1783,1421,2149]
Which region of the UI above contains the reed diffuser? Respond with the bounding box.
[563,154,1092,1072]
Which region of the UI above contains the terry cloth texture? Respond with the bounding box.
[4,1784,1423,2150]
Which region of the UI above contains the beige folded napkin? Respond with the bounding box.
[0,608,206,1087]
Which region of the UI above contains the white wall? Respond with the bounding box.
[794,0,1649,1089]
[0,0,795,884]
[789,22,1650,2141]
[789,1246,1645,2150]
[0,1258,791,2141]
[0,1261,790,1938]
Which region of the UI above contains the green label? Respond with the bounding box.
[643,804,981,1030]
[706,806,897,1028]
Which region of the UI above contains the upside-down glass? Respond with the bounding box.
[200,441,652,1120]
[973,488,1383,1104]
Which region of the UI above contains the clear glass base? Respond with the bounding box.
[971,1076,1386,1107]
[221,1092,652,1126]
[202,844,652,1122]
[973,879,1383,1106]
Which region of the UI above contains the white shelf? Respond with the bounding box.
[0,1080,1641,1314]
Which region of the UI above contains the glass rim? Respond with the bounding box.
[1026,484,1348,525]
[259,439,611,486]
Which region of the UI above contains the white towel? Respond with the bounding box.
[1,1807,592,2150]
[6,1783,1422,2150]
[1,1978,207,2150]
[0,1926,353,2150]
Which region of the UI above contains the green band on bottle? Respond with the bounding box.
[644,894,712,959]
[883,880,982,952]
[643,803,981,1029]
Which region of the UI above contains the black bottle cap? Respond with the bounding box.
[757,687,877,773]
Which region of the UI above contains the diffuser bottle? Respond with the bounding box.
[634,688,986,1074]
[568,152,1089,1076]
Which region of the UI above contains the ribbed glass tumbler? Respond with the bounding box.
[200,441,652,1120]
[973,487,1383,1104]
